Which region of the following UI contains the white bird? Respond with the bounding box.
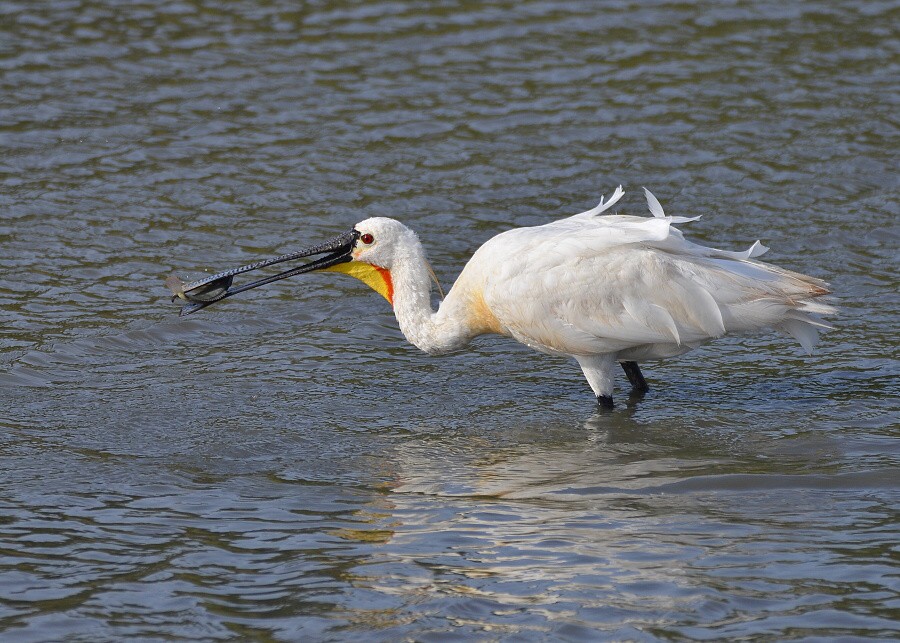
[170,186,835,406]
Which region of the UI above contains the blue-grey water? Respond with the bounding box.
[1,1,898,640]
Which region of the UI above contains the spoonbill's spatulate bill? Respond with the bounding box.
[168,187,835,406]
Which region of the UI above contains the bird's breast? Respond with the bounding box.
[464,289,506,336]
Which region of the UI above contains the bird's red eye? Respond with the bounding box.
[360,233,374,245]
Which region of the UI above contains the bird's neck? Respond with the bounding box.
[389,243,480,355]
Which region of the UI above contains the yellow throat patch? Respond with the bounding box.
[323,261,394,305]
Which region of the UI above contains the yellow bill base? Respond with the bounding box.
[322,261,394,305]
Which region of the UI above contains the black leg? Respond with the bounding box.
[596,395,614,409]
[620,361,649,394]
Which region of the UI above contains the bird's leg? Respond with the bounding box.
[575,355,617,408]
[620,361,649,394]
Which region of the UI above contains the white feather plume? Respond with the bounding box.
[577,185,625,218]
[643,187,702,224]
[643,187,666,218]
[713,240,770,261]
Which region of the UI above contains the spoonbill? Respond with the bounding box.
[169,187,834,407]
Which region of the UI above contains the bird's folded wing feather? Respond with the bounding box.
[478,213,832,356]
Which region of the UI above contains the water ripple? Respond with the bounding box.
[1,0,898,639]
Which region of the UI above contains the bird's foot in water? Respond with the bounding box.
[596,395,615,410]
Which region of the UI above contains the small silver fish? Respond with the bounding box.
[165,273,234,304]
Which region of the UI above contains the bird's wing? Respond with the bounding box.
[476,205,832,356]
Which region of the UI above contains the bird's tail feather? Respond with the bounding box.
[777,318,824,354]
[671,255,836,354]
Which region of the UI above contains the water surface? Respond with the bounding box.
[1,0,898,640]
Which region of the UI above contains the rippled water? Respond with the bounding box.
[1,0,898,640]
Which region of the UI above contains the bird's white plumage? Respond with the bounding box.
[644,186,667,218]
[349,187,835,400]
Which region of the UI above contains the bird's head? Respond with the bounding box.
[317,217,421,306]
[169,217,422,316]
